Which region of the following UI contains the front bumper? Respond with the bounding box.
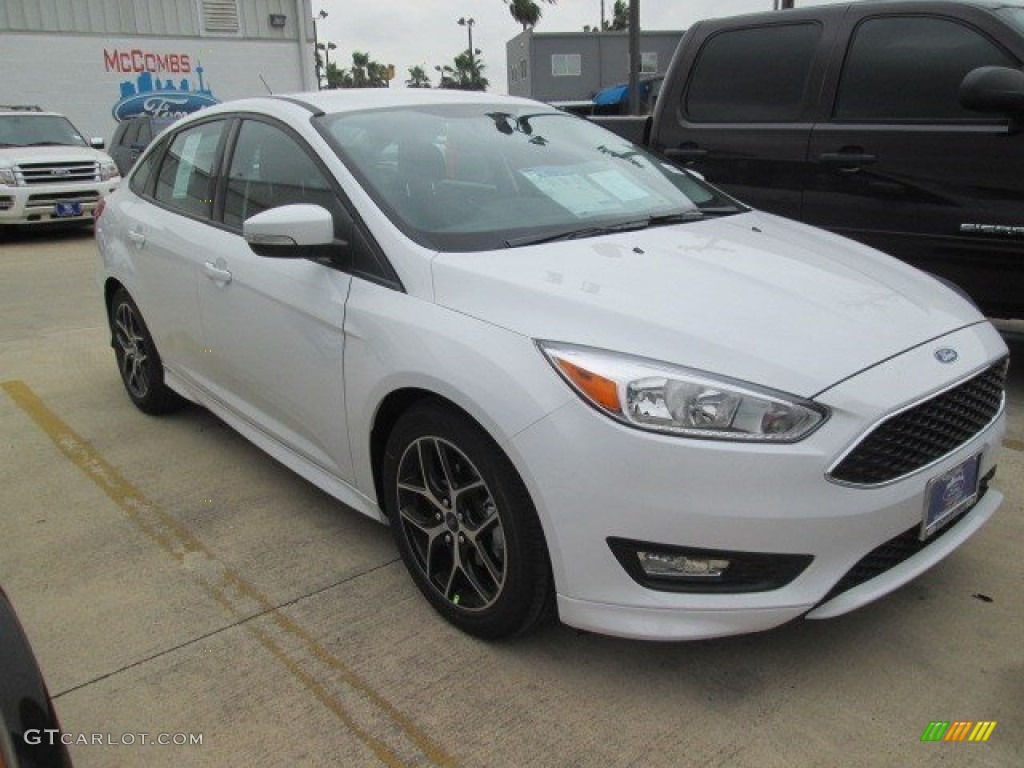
[507,322,1007,640]
[0,180,119,225]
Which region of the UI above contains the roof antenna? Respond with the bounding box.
[259,74,273,94]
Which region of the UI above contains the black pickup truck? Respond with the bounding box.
[593,0,1024,317]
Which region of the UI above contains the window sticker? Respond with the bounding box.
[173,132,203,199]
[588,169,656,203]
[520,167,621,217]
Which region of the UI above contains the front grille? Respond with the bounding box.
[27,191,100,206]
[16,161,99,185]
[821,470,993,603]
[829,358,1007,486]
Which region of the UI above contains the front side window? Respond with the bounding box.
[835,16,1019,121]
[686,24,821,122]
[999,7,1024,34]
[641,52,658,74]
[223,119,337,229]
[552,53,582,77]
[153,120,225,218]
[318,104,742,252]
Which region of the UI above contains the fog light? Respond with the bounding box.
[637,551,730,578]
[608,537,813,593]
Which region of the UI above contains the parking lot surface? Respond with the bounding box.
[2,228,1022,767]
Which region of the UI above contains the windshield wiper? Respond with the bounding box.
[505,210,709,248]
[24,141,73,146]
[506,218,652,248]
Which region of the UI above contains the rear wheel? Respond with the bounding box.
[110,288,184,415]
[383,402,552,639]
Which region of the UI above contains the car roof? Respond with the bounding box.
[195,89,548,121]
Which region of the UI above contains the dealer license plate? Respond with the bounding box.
[54,202,82,218]
[921,453,981,540]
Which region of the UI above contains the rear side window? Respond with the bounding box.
[835,16,1018,121]
[686,23,821,122]
[153,120,226,219]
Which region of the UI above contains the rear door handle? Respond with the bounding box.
[664,145,708,161]
[818,151,877,171]
[126,229,145,247]
[203,261,233,284]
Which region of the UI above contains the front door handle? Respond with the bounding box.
[203,261,233,284]
[126,229,145,247]
[818,150,877,172]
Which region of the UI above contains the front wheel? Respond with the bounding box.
[109,288,184,415]
[382,402,553,639]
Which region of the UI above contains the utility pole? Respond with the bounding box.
[627,0,640,115]
[459,17,476,70]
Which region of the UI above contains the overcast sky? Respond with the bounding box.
[316,0,849,93]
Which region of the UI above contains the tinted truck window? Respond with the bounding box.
[835,16,1018,121]
[685,24,821,122]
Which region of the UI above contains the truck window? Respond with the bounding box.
[685,24,821,122]
[834,16,1019,121]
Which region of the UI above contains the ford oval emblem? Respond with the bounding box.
[934,348,958,364]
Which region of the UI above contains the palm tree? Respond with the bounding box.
[334,52,390,88]
[406,66,432,89]
[604,0,628,31]
[507,0,540,30]
[436,51,489,91]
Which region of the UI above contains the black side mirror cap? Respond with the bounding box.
[959,66,1024,119]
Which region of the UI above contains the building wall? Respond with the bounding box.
[0,0,316,142]
[508,30,684,102]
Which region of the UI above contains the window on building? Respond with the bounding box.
[834,16,1018,121]
[641,52,658,74]
[154,120,226,218]
[200,0,240,34]
[686,23,820,122]
[520,59,528,80]
[552,53,582,77]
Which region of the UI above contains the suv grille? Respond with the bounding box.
[829,358,1007,486]
[16,161,99,185]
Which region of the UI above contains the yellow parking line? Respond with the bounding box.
[1004,438,1023,453]
[2,380,458,768]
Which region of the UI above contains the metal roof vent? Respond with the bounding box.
[201,0,240,34]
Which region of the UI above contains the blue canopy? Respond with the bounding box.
[593,84,628,106]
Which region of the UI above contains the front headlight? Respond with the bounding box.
[99,160,120,181]
[0,166,16,186]
[539,341,827,442]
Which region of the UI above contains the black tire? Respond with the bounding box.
[382,401,553,639]
[109,287,185,415]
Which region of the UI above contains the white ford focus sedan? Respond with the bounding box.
[95,90,1008,641]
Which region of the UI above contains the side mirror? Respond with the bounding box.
[90,137,105,149]
[959,66,1024,118]
[243,204,343,259]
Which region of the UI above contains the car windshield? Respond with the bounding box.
[316,104,743,252]
[0,114,88,148]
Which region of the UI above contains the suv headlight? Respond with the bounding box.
[99,159,120,181]
[0,166,16,186]
[539,341,827,442]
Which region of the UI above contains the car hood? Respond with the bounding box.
[0,145,112,165]
[430,212,984,398]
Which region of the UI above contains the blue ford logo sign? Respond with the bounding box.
[934,348,959,364]
[112,92,219,122]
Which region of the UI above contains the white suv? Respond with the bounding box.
[0,106,120,228]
